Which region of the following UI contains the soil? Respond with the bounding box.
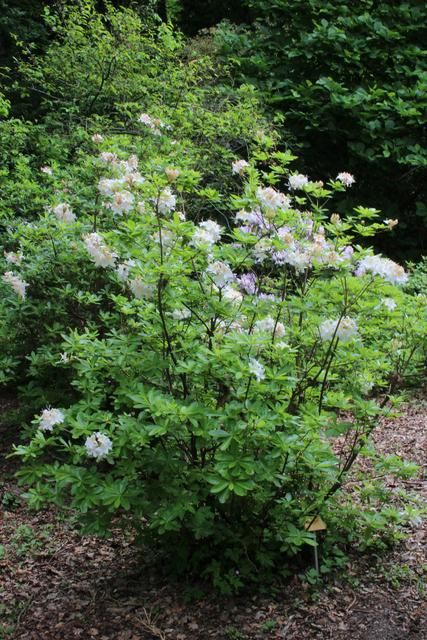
[1,394,426,640]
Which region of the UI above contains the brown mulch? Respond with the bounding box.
[0,395,426,640]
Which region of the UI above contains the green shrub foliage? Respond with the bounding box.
[8,112,426,590]
[1,1,426,593]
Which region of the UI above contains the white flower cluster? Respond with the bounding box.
[165,167,180,182]
[156,187,177,214]
[138,113,165,135]
[257,186,291,211]
[92,133,104,144]
[382,297,397,311]
[191,220,222,248]
[222,286,243,305]
[355,255,408,285]
[85,432,113,460]
[172,307,191,321]
[53,203,76,223]
[232,159,249,176]
[2,271,28,299]
[206,261,235,288]
[319,317,358,342]
[116,259,136,281]
[249,358,265,381]
[39,408,64,432]
[84,233,117,268]
[129,277,155,300]
[97,155,144,216]
[336,172,355,187]
[288,174,309,190]
[4,251,23,266]
[108,190,135,215]
[254,316,285,338]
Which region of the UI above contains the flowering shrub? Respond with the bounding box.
[7,115,427,592]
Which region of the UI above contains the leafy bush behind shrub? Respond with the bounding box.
[216,0,427,258]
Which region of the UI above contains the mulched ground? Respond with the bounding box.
[1,395,426,640]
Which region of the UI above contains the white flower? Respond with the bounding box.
[157,188,176,214]
[336,172,355,187]
[83,233,117,268]
[355,255,408,285]
[107,190,134,215]
[165,167,180,182]
[384,218,398,229]
[288,174,309,190]
[116,259,136,281]
[257,187,291,211]
[206,261,235,288]
[122,172,145,188]
[254,316,285,338]
[232,159,249,176]
[129,277,155,300]
[98,178,122,196]
[53,203,76,223]
[91,134,104,144]
[59,352,70,363]
[382,298,397,311]
[99,152,118,164]
[2,271,28,299]
[85,432,112,461]
[39,408,64,432]
[222,286,243,304]
[319,317,358,342]
[139,113,153,126]
[4,251,23,266]
[252,238,273,263]
[138,113,164,134]
[40,165,53,175]
[172,307,191,320]
[191,220,222,248]
[249,358,265,382]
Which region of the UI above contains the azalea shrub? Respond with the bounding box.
[6,115,427,592]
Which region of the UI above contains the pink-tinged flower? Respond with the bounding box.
[257,187,291,211]
[336,172,355,187]
[238,272,257,295]
[2,271,28,299]
[40,165,53,175]
[83,233,117,268]
[91,134,104,144]
[4,251,23,266]
[355,255,408,285]
[384,218,398,229]
[99,152,118,164]
[165,167,180,182]
[107,190,134,215]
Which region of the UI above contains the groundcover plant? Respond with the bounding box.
[5,112,426,593]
